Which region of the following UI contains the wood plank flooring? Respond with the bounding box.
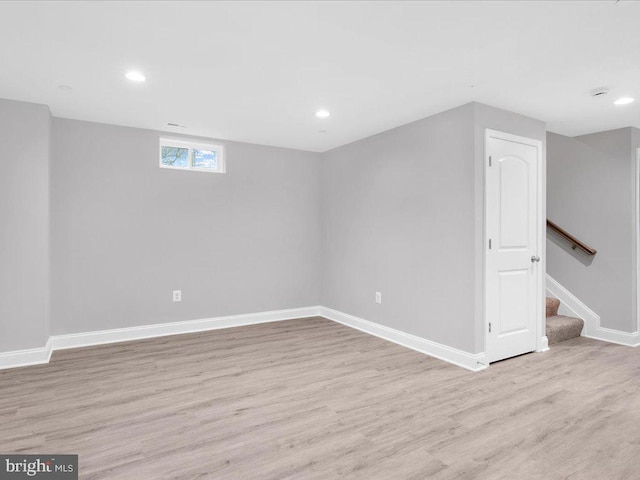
[2,317,640,479]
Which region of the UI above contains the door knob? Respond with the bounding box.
[531,255,541,263]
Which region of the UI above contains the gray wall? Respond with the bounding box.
[321,103,476,352]
[0,99,50,352]
[0,97,548,357]
[633,128,640,158]
[51,119,321,335]
[546,129,635,332]
[321,102,545,354]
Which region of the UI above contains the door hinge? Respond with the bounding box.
[489,322,492,333]
[489,156,492,167]
[488,238,492,249]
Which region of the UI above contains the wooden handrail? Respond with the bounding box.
[547,219,597,256]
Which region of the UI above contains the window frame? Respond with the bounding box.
[159,138,225,174]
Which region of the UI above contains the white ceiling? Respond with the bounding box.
[0,1,638,152]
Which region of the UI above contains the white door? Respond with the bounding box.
[486,130,541,363]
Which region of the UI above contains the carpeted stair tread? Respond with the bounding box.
[546,315,584,345]
[546,297,560,318]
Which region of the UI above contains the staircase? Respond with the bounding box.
[546,297,584,344]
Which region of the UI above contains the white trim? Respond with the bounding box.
[0,307,319,370]
[320,307,488,372]
[545,274,594,334]
[51,306,320,351]
[484,129,545,361]
[585,326,640,347]
[546,273,640,347]
[0,306,488,372]
[537,336,549,353]
[0,338,52,371]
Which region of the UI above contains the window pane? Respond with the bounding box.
[161,146,189,167]
[193,149,217,170]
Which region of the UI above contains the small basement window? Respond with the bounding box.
[159,138,225,173]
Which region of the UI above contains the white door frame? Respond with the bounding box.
[484,129,546,361]
[635,148,640,335]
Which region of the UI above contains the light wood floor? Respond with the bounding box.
[2,317,640,479]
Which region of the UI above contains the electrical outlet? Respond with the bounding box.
[173,290,182,302]
[375,292,382,304]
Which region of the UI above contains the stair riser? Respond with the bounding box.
[546,297,560,318]
[547,315,584,345]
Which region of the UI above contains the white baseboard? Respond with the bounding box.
[537,336,549,352]
[0,307,321,370]
[584,326,640,347]
[546,274,594,336]
[1,305,489,372]
[0,338,53,370]
[51,306,321,351]
[546,274,640,347]
[319,307,487,372]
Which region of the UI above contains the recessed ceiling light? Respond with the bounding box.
[614,97,634,105]
[315,109,330,119]
[125,71,146,82]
